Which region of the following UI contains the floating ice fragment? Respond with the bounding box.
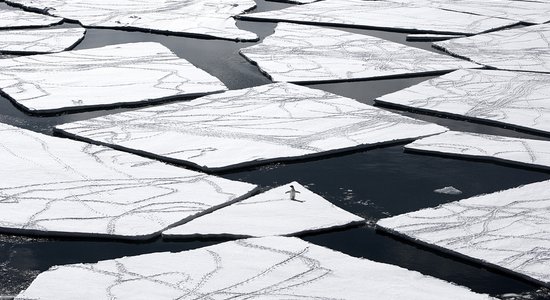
[0,9,62,29]
[406,131,550,171]
[55,82,448,172]
[16,236,494,300]
[434,186,462,195]
[240,23,479,83]
[4,0,258,41]
[376,69,550,135]
[239,0,518,35]
[0,27,85,54]
[434,24,550,73]
[0,42,227,113]
[163,182,364,238]
[406,33,465,41]
[0,123,256,239]
[378,179,550,287]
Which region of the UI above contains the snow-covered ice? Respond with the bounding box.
[239,0,518,35]
[163,182,364,238]
[378,179,550,287]
[0,9,62,29]
[0,123,256,240]
[406,131,550,171]
[4,0,257,41]
[0,27,85,54]
[0,42,227,113]
[389,0,550,24]
[55,82,448,172]
[240,23,478,83]
[434,24,550,73]
[16,236,494,300]
[375,69,550,135]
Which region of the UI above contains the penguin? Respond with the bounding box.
[285,185,301,201]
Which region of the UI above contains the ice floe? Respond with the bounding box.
[378,179,550,287]
[0,27,85,54]
[375,69,550,135]
[434,24,550,73]
[55,83,448,172]
[0,42,227,113]
[406,131,550,171]
[406,33,465,42]
[16,236,493,300]
[0,123,256,239]
[239,0,518,35]
[0,9,62,29]
[434,186,462,195]
[4,0,257,41]
[163,182,364,238]
[390,0,550,24]
[240,23,478,83]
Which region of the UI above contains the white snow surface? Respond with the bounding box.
[378,179,550,287]
[406,131,550,171]
[0,42,227,113]
[434,24,550,73]
[4,0,257,41]
[0,9,62,29]
[389,0,550,24]
[0,27,85,54]
[239,0,517,35]
[375,69,550,135]
[16,236,494,300]
[0,123,256,239]
[55,82,448,172]
[163,182,364,238]
[240,23,478,83]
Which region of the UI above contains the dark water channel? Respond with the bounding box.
[1,1,549,298]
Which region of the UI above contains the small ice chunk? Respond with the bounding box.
[434,186,462,195]
[16,236,494,300]
[163,182,364,238]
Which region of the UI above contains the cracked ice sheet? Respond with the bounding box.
[55,83,448,172]
[163,182,364,238]
[375,69,550,135]
[240,23,478,83]
[377,179,550,287]
[238,0,518,35]
[0,27,85,54]
[16,236,494,300]
[405,131,550,171]
[389,0,550,24]
[0,123,256,240]
[0,42,227,113]
[434,24,550,74]
[4,0,257,41]
[0,9,62,29]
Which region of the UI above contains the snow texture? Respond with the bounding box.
[163,182,364,238]
[375,69,550,135]
[16,236,494,300]
[240,23,479,83]
[0,123,256,240]
[239,0,518,35]
[434,186,462,195]
[0,9,62,29]
[390,0,550,24]
[0,42,227,113]
[55,83,448,172]
[377,179,550,287]
[406,131,550,171]
[434,24,550,73]
[4,0,257,41]
[0,27,85,54]
[406,34,465,41]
